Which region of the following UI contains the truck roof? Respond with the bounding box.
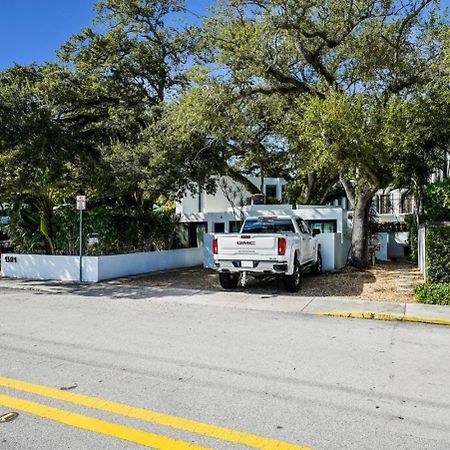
[245,215,297,220]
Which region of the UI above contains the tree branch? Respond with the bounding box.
[339,176,355,207]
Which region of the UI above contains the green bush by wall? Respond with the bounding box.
[415,283,450,305]
[426,225,450,283]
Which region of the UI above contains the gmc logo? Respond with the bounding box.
[237,241,255,245]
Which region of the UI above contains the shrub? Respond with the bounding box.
[415,283,450,305]
[424,178,450,222]
[6,203,180,256]
[426,225,450,283]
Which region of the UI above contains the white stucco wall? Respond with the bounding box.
[97,248,203,281]
[294,206,347,237]
[316,233,337,271]
[388,232,408,258]
[176,176,287,215]
[334,234,351,269]
[1,254,99,282]
[375,233,389,261]
[1,248,204,283]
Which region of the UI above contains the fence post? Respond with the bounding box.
[418,225,427,282]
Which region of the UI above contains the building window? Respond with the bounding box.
[214,222,225,233]
[379,195,392,214]
[306,220,337,233]
[265,184,277,199]
[400,194,413,214]
[229,221,242,233]
[372,195,379,213]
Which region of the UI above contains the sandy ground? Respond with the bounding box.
[119,260,422,303]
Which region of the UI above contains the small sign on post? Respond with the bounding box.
[76,196,86,282]
[76,195,86,211]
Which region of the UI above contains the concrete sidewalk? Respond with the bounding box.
[1,277,449,326]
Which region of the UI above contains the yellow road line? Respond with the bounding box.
[0,376,309,450]
[318,311,450,326]
[0,393,207,450]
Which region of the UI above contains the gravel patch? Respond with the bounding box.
[117,260,422,303]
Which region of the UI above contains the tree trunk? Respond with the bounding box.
[351,187,375,269]
[301,172,315,204]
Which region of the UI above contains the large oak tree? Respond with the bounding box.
[199,0,448,267]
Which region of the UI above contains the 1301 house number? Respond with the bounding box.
[5,256,17,263]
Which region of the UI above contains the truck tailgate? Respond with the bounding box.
[217,234,280,259]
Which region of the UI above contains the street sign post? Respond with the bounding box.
[76,196,86,282]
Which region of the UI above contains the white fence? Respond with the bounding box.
[203,233,351,271]
[1,248,204,283]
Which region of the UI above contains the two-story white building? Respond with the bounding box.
[177,152,450,256]
[176,176,351,248]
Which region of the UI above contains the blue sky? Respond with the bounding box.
[0,0,212,69]
[0,0,448,70]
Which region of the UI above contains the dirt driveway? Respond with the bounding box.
[118,260,422,303]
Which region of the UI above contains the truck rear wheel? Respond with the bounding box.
[219,273,239,289]
[284,257,301,292]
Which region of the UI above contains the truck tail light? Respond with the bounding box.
[212,238,218,255]
[278,237,286,256]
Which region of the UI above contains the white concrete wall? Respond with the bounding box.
[294,206,346,236]
[388,232,408,258]
[317,232,351,271]
[334,234,351,269]
[316,234,336,271]
[1,248,203,282]
[178,192,200,215]
[176,176,287,215]
[418,227,426,280]
[375,233,389,261]
[1,254,99,282]
[97,248,203,281]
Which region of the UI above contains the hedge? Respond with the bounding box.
[425,225,450,283]
[415,283,450,305]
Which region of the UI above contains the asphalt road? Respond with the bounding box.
[0,286,449,450]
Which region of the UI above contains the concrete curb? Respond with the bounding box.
[318,311,450,326]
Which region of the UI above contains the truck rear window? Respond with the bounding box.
[241,219,295,234]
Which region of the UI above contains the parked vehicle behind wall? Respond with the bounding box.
[212,215,322,292]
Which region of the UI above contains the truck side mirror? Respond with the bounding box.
[312,229,321,237]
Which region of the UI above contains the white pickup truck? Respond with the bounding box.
[212,215,322,292]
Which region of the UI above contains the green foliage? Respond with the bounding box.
[7,203,179,256]
[415,283,450,305]
[200,0,448,267]
[426,225,450,283]
[424,178,450,222]
[5,205,44,254]
[55,206,179,256]
[0,1,221,255]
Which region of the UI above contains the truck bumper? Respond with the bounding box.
[214,260,289,275]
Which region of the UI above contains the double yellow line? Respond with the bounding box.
[0,375,310,449]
